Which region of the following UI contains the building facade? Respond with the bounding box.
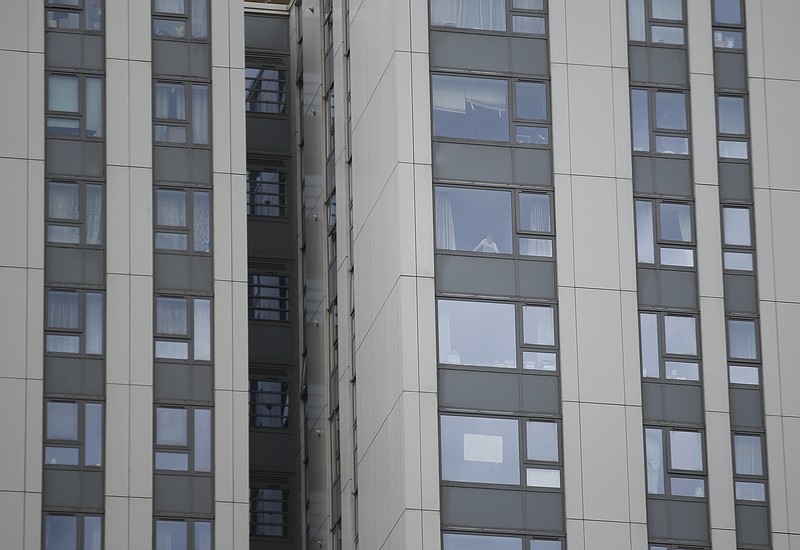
[1,0,799,549]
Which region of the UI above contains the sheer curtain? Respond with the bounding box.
[675,205,692,241]
[157,298,188,335]
[430,0,506,31]
[155,83,186,120]
[728,320,757,360]
[645,429,665,493]
[628,0,646,40]
[86,184,103,245]
[635,200,655,263]
[157,189,186,227]
[85,77,103,137]
[193,191,211,252]
[435,189,456,250]
[437,301,453,363]
[521,195,551,256]
[652,0,682,20]
[734,435,763,475]
[48,291,79,329]
[85,292,103,355]
[192,84,210,145]
[194,298,211,361]
[49,182,80,220]
[191,0,209,39]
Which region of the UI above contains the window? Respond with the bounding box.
[245,67,287,114]
[44,514,103,550]
[523,305,555,346]
[628,0,685,45]
[46,181,104,246]
[635,199,694,267]
[44,401,103,467]
[514,81,550,145]
[631,89,689,155]
[46,0,103,32]
[248,275,289,321]
[727,318,758,361]
[154,187,211,253]
[250,487,290,537]
[155,519,212,550]
[154,406,212,473]
[247,169,288,217]
[438,299,517,368]
[733,434,766,501]
[154,296,212,361]
[249,380,290,428]
[645,427,706,498]
[713,0,741,25]
[717,95,748,159]
[443,533,522,550]
[430,0,546,36]
[153,82,209,145]
[45,289,104,355]
[47,73,104,139]
[518,193,553,257]
[440,415,520,485]
[433,75,509,142]
[153,0,208,40]
[639,312,699,380]
[525,420,561,488]
[722,206,753,271]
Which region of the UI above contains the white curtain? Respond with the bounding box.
[734,435,763,475]
[157,297,188,336]
[84,517,102,550]
[645,429,664,494]
[652,0,682,20]
[435,189,456,250]
[728,320,757,360]
[522,195,551,256]
[48,291,79,329]
[193,191,211,252]
[433,75,507,116]
[191,0,208,39]
[192,84,210,145]
[85,292,103,355]
[155,83,186,120]
[193,298,211,361]
[628,0,646,40]
[86,184,103,245]
[523,306,554,346]
[430,0,506,31]
[49,182,80,220]
[157,189,186,227]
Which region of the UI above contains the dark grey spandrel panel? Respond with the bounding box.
[735,504,771,547]
[154,147,212,185]
[718,162,752,201]
[84,35,104,70]
[247,220,294,259]
[730,388,764,429]
[153,254,213,293]
[514,148,552,187]
[44,357,105,398]
[524,491,564,532]
[439,369,521,412]
[669,500,710,543]
[521,374,560,415]
[647,499,670,539]
[511,37,548,76]
[189,44,210,78]
[47,139,82,177]
[246,116,291,155]
[245,14,289,52]
[714,52,747,91]
[641,382,664,422]
[154,363,213,404]
[517,259,556,300]
[430,31,510,73]
[250,431,296,471]
[84,141,104,178]
[435,254,517,297]
[628,46,649,84]
[251,540,294,550]
[189,149,212,184]
[43,470,104,511]
[637,268,659,306]
[441,486,524,529]
[724,274,758,314]
[154,474,214,516]
[663,384,703,425]
[249,324,294,364]
[46,247,104,287]
[659,269,698,310]
[632,156,692,197]
[433,142,513,183]
[650,48,688,87]
[152,41,211,79]
[47,32,82,68]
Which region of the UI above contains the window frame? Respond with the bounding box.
[45,288,105,356]
[43,513,104,550]
[645,426,708,500]
[628,0,687,47]
[716,94,750,161]
[153,186,213,254]
[46,72,105,141]
[248,273,290,322]
[154,517,213,550]
[630,87,691,157]
[731,432,768,503]
[45,0,104,33]
[43,399,104,469]
[429,0,549,37]
[249,485,292,538]
[46,180,105,248]
[152,80,211,147]
[245,63,288,115]
[638,311,702,383]
[151,0,210,42]
[635,198,696,269]
[154,295,213,362]
[246,167,289,218]
[153,405,213,474]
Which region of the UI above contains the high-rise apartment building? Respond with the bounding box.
[1,0,799,549]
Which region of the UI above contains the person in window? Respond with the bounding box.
[473,233,500,253]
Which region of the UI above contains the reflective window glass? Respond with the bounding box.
[526,468,560,488]
[430,0,506,31]
[443,533,522,550]
[155,452,189,471]
[629,0,646,41]
[156,521,187,550]
[153,19,186,37]
[48,290,80,329]
[522,351,557,371]
[155,0,185,14]
[728,319,757,360]
[194,298,211,361]
[45,447,79,465]
[671,477,705,497]
[47,402,79,440]
[639,313,659,378]
[635,201,655,263]
[652,0,682,20]
[645,428,665,494]
[45,515,78,550]
[735,481,766,501]
[155,83,186,120]
[651,25,684,44]
[526,421,559,462]
[714,29,743,49]
[719,140,748,159]
[156,407,187,446]
[655,135,688,155]
[432,75,509,142]
[513,0,544,8]
[655,92,687,130]
[49,75,79,113]
[734,435,763,475]
[84,403,103,467]
[523,306,555,346]
[717,96,746,134]
[631,89,650,152]
[664,315,696,355]
[195,522,212,550]
[191,0,209,39]
[531,541,562,550]
[516,82,548,121]
[714,0,742,25]
[440,415,520,485]
[438,300,517,368]
[670,431,703,471]
[84,516,102,550]
[519,194,551,233]
[435,187,512,254]
[156,297,188,336]
[194,409,211,472]
[665,361,699,381]
[512,16,545,35]
[659,203,692,242]
[722,207,751,246]
[729,364,759,385]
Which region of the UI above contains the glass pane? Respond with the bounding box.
[51,0,80,4]
[155,83,186,120]
[640,313,659,378]
[655,92,686,130]
[515,125,549,145]
[652,0,682,20]
[48,290,80,329]
[719,140,748,159]
[516,82,548,121]
[48,74,79,112]
[192,84,209,144]
[734,435,763,475]
[525,468,560,488]
[156,520,187,550]
[659,203,692,242]
[651,25,684,44]
[531,541,562,550]
[519,238,553,257]
[635,201,655,263]
[85,292,103,355]
[519,194,551,232]
[194,409,212,471]
[156,407,188,446]
[47,11,80,30]
[84,403,103,467]
[45,515,78,550]
[628,0,646,41]
[671,477,705,497]
[717,96,746,134]
[660,247,694,267]
[194,522,212,550]
[86,0,103,31]
[513,0,544,8]
[193,191,211,252]
[722,207,751,246]
[154,452,188,472]
[155,340,189,359]
[523,306,555,346]
[645,428,665,494]
[432,75,509,142]
[655,136,689,154]
[735,481,766,501]
[191,0,209,39]
[153,18,187,37]
[714,0,742,25]
[154,124,187,143]
[85,77,103,138]
[47,225,81,244]
[512,16,545,35]
[155,0,185,14]
[155,232,188,250]
[83,516,102,550]
[194,298,211,361]
[438,300,516,368]
[45,446,79,465]
[522,351,557,371]
[440,415,520,485]
[435,187,512,253]
[670,431,703,471]
[729,364,759,385]
[526,421,559,461]
[714,30,743,49]
[664,315,697,355]
[429,0,506,31]
[665,361,699,381]
[46,334,80,353]
[48,117,81,137]
[85,184,103,245]
[728,319,757,360]
[156,297,188,335]
[47,402,79,440]
[631,89,650,152]
[443,533,522,550]
[49,182,80,220]
[724,252,753,271]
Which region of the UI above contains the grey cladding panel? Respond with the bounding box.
[154,474,214,515]
[46,247,104,286]
[514,148,552,187]
[718,162,752,201]
[153,41,211,79]
[430,31,509,73]
[433,143,513,183]
[46,139,105,179]
[637,269,697,310]
[436,255,517,297]
[438,369,521,412]
[44,357,104,398]
[246,116,291,155]
[43,470,104,510]
[511,38,548,76]
[730,388,764,429]
[714,52,747,91]
[154,363,213,404]
[245,15,289,52]
[521,375,560,414]
[441,486,524,529]
[524,491,564,532]
[735,505,770,546]
[46,33,104,70]
[154,254,213,293]
[153,147,212,185]
[724,274,757,314]
[632,156,692,197]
